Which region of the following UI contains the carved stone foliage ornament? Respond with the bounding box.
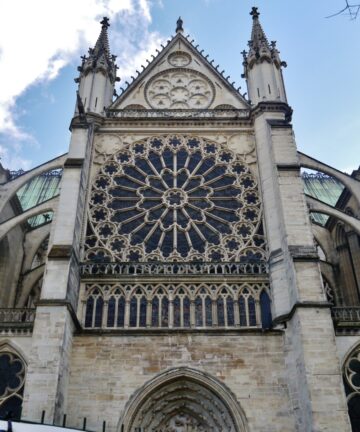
[85,135,266,263]
[145,69,215,109]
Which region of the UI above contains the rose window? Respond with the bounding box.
[85,136,266,262]
[145,69,215,109]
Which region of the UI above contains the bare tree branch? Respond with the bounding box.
[326,0,360,19]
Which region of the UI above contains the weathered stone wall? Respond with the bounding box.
[66,332,295,432]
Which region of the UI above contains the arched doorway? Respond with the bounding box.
[119,367,248,432]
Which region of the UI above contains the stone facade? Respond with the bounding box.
[0,8,360,432]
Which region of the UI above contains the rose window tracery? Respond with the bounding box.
[145,69,215,109]
[85,136,266,263]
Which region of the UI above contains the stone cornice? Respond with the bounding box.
[36,299,82,330]
[251,101,293,122]
[272,301,332,326]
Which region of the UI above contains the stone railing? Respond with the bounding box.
[0,308,36,330]
[332,307,360,325]
[80,261,269,278]
[106,108,250,120]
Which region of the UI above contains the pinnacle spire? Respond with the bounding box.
[176,16,184,33]
[93,17,111,59]
[244,7,284,70]
[242,8,288,105]
[249,7,270,54]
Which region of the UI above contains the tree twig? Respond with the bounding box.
[326,0,360,19]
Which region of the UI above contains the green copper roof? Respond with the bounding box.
[302,172,344,225]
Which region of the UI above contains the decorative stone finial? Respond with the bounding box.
[250,7,260,20]
[100,17,110,29]
[176,17,184,33]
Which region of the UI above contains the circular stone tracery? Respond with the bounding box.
[163,188,188,208]
[85,136,266,262]
[145,69,215,109]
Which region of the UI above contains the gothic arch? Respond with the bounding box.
[118,367,249,432]
[0,342,27,420]
[342,342,360,430]
[298,151,360,207]
[0,153,66,214]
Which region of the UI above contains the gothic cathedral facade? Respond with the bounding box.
[1,8,360,432]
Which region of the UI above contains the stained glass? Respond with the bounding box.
[85,136,266,263]
[195,297,203,327]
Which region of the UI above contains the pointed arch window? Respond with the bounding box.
[0,351,26,420]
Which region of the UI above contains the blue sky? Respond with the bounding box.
[0,0,359,172]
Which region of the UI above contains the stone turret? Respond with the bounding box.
[242,7,287,105]
[75,17,119,115]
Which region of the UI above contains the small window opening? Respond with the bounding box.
[257,88,260,97]
[268,84,271,94]
[95,97,98,108]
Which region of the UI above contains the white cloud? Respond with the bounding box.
[0,0,162,169]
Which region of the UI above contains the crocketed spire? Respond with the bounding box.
[242,7,288,105]
[93,17,111,59]
[77,17,118,84]
[243,7,286,73]
[247,7,272,66]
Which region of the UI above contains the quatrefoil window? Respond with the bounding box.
[85,136,266,262]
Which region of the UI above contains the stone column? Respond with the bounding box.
[253,103,351,431]
[22,121,95,424]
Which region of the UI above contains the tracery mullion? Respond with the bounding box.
[158,297,162,327]
[180,297,184,327]
[184,230,194,250]
[245,297,249,326]
[181,210,206,241]
[116,210,147,223]
[173,152,178,182]
[173,219,178,250]
[122,174,148,188]
[212,185,240,192]
[144,209,169,242]
[146,159,169,189]
[186,173,227,193]
[194,162,218,179]
[136,296,141,327]
[159,154,167,170]
[224,296,228,327]
[202,297,206,327]
[202,210,230,225]
[180,161,202,190]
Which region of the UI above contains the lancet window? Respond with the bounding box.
[82,283,271,330]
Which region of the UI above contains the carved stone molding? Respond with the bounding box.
[119,367,249,432]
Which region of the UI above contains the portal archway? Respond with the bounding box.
[119,367,248,432]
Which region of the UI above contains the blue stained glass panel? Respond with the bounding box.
[129,297,137,327]
[174,297,181,327]
[84,299,93,327]
[152,297,159,327]
[161,297,169,327]
[117,297,125,327]
[107,297,116,327]
[195,297,203,326]
[217,297,225,326]
[183,297,191,327]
